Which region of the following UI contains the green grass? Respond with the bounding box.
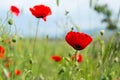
[0,33,120,80]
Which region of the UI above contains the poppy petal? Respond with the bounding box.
[15,69,21,76]
[10,6,20,16]
[29,4,52,21]
[0,46,5,58]
[65,31,92,50]
[51,55,62,62]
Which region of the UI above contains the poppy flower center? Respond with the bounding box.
[75,44,81,50]
[40,16,44,18]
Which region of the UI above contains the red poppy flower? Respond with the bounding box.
[4,58,12,68]
[29,4,52,21]
[0,46,5,58]
[65,31,92,50]
[51,55,62,62]
[10,5,20,16]
[15,69,21,76]
[72,54,83,63]
[4,62,9,68]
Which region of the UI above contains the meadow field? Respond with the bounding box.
[0,0,120,80]
[0,31,120,80]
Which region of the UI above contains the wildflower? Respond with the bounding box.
[65,31,92,50]
[0,46,5,58]
[15,69,21,76]
[10,5,20,16]
[72,53,83,63]
[29,4,52,21]
[51,55,62,62]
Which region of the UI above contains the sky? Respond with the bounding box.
[0,0,120,38]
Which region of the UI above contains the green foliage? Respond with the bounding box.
[93,4,119,30]
[0,33,120,80]
[94,4,112,17]
[0,1,120,80]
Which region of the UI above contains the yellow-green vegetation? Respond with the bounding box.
[0,32,120,80]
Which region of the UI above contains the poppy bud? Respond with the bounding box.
[12,39,16,43]
[100,30,104,36]
[11,35,17,43]
[75,67,81,72]
[29,59,32,64]
[97,60,102,68]
[71,27,74,31]
[8,19,14,25]
[58,67,66,75]
[64,57,70,62]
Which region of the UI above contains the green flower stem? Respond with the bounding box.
[14,24,17,35]
[99,36,105,75]
[70,50,78,79]
[32,19,40,57]
[6,25,12,36]
[75,50,78,61]
[1,11,11,35]
[31,19,40,70]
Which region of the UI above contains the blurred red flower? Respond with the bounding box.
[51,55,62,62]
[4,62,9,68]
[10,5,20,16]
[65,31,92,50]
[4,59,12,68]
[0,46,5,58]
[29,4,52,21]
[15,69,21,76]
[72,53,83,63]
[8,72,11,78]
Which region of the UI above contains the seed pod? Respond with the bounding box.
[29,59,32,65]
[71,27,74,31]
[114,57,119,63]
[58,67,66,75]
[8,19,13,25]
[12,39,16,43]
[11,34,17,43]
[100,30,104,36]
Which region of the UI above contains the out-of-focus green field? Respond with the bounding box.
[0,32,120,80]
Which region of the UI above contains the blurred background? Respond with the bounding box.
[0,0,120,38]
